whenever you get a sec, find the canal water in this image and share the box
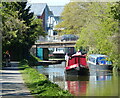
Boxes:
[35,61,119,96]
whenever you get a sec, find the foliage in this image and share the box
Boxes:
[19,61,72,96]
[28,54,42,66]
[76,2,119,66]
[1,3,27,47]
[56,2,90,35]
[1,2,45,60]
[57,2,120,68]
[111,1,120,21]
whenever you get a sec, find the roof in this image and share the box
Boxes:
[88,54,108,58]
[27,3,48,16]
[26,3,64,17]
[49,6,64,16]
[61,34,79,41]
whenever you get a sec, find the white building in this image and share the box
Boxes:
[47,6,64,41]
[27,3,64,42]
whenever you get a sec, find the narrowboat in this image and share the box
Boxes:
[65,54,89,75]
[87,54,113,70]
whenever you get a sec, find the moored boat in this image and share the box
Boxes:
[65,54,89,75]
[87,54,113,71]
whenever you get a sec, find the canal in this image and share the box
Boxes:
[35,61,119,96]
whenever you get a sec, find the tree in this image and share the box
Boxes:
[57,2,120,67]
[111,1,120,67]
[1,2,28,52]
[56,2,90,35]
[111,1,120,21]
[1,2,44,60]
[76,2,119,66]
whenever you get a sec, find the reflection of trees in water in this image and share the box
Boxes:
[35,62,119,96]
[86,71,118,96]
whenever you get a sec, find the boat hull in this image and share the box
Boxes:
[65,66,89,75]
[88,63,113,71]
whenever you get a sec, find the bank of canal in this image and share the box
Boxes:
[19,60,72,97]
[35,61,119,96]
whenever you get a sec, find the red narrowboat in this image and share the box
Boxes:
[65,54,89,75]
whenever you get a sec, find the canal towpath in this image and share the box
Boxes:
[1,61,34,97]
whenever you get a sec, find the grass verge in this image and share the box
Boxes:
[28,54,42,66]
[19,60,72,97]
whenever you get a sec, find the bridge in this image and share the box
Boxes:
[34,41,76,48]
[30,41,77,60]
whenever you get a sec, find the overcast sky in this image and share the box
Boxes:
[28,0,70,6]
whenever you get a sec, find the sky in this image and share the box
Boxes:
[28,0,71,6]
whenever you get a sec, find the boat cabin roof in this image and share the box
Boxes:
[88,54,108,58]
[72,54,86,57]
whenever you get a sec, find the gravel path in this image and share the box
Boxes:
[1,62,34,97]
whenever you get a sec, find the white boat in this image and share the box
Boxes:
[87,54,113,70]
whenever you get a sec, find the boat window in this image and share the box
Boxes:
[97,57,106,61]
[96,57,108,65]
[88,57,96,63]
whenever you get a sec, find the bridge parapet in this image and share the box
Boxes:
[35,41,76,48]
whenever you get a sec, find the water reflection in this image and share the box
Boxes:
[66,81,88,96]
[35,61,119,96]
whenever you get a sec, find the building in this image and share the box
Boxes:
[27,3,64,42]
[48,6,64,41]
[28,3,77,58]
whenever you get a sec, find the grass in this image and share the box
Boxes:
[28,54,42,66]
[19,60,72,97]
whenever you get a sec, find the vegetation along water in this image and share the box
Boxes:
[19,60,72,97]
[1,1,120,97]
[56,2,120,69]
